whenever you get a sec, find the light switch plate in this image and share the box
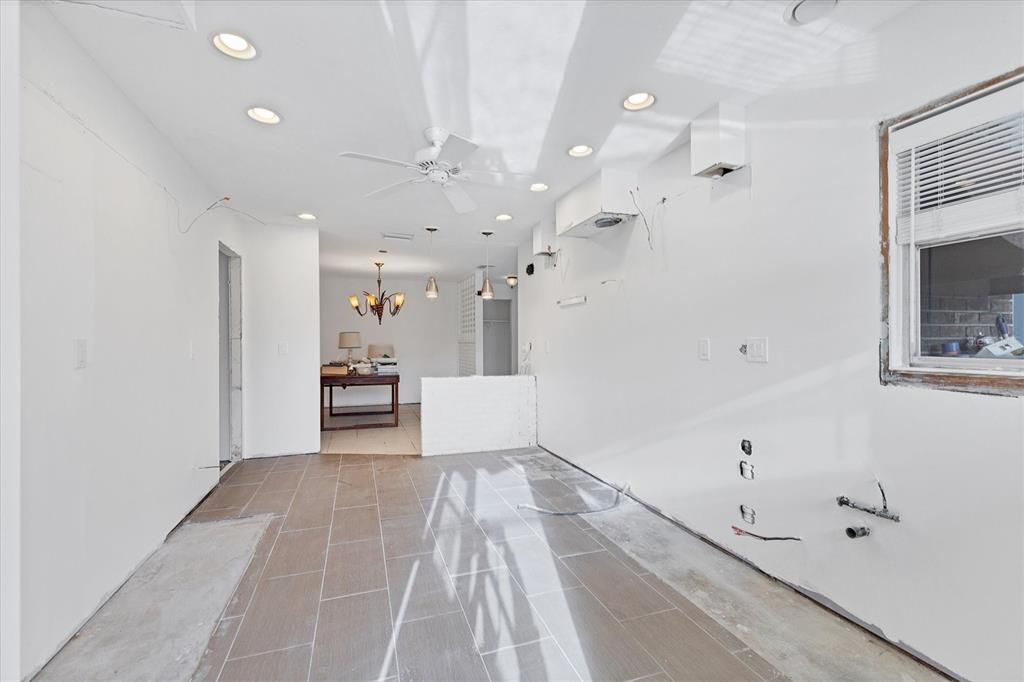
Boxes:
[746,337,768,363]
[698,338,711,361]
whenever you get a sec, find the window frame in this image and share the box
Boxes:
[879,67,1024,397]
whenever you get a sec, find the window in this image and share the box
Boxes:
[881,70,1024,394]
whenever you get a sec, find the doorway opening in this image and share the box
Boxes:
[483,299,513,376]
[218,243,242,469]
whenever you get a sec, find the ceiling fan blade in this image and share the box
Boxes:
[366,177,424,200]
[436,133,478,166]
[457,169,534,189]
[440,182,477,214]
[339,151,419,170]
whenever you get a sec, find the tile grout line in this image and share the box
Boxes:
[371,456,402,682]
[414,468,495,682]
[214,456,307,679]
[498,457,659,682]
[304,459,341,682]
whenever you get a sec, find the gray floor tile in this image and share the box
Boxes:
[229,571,322,658]
[494,536,581,596]
[311,590,396,681]
[561,550,670,621]
[524,516,603,557]
[433,524,507,576]
[454,568,550,653]
[385,550,462,623]
[381,513,436,558]
[395,611,489,682]
[323,537,387,599]
[262,526,330,579]
[330,505,381,544]
[529,587,660,681]
[483,638,580,682]
[220,644,311,682]
[621,608,759,681]
[472,503,536,543]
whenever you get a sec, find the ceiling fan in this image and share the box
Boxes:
[339,127,527,214]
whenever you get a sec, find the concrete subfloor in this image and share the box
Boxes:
[182,447,941,682]
[36,516,270,681]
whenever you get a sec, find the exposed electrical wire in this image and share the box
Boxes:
[518,487,625,516]
[731,525,802,542]
[51,0,188,29]
[629,187,654,251]
[181,197,268,234]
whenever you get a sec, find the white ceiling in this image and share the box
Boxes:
[48,0,914,279]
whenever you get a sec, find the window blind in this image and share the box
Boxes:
[892,81,1024,246]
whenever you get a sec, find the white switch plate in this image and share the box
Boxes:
[278,343,289,356]
[73,338,87,369]
[746,337,768,363]
[698,338,711,361]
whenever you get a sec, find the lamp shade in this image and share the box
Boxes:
[425,276,439,299]
[338,331,362,350]
[480,278,495,299]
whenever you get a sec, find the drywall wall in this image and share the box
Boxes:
[17,5,319,676]
[0,1,22,678]
[421,376,537,455]
[320,272,459,405]
[517,2,1023,679]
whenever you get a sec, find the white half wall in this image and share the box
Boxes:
[517,2,1023,680]
[17,4,319,676]
[421,376,537,456]
[320,272,458,406]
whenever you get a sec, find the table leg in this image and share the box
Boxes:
[392,383,399,427]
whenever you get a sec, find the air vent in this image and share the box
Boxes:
[382,232,415,241]
[594,216,622,229]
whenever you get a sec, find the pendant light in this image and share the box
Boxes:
[480,231,495,299]
[424,227,439,299]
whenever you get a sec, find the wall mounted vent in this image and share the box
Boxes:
[555,169,638,239]
[691,103,746,178]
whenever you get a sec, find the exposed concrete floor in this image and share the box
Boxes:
[36,516,270,681]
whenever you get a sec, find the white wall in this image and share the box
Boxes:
[17,4,319,676]
[518,3,1023,680]
[320,272,458,406]
[0,1,21,678]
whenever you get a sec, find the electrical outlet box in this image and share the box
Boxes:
[278,343,289,356]
[73,338,87,370]
[745,337,768,363]
[698,338,711,361]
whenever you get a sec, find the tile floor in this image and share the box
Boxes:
[320,404,421,456]
[188,448,784,681]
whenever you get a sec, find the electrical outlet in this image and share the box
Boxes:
[278,343,289,356]
[745,337,768,363]
[698,338,711,361]
[73,338,87,370]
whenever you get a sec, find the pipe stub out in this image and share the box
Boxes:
[845,526,871,539]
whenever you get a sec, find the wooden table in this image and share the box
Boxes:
[321,370,400,431]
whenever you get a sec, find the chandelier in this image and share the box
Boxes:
[348,262,405,325]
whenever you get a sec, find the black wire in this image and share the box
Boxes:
[629,188,654,251]
[744,532,802,542]
[877,480,888,511]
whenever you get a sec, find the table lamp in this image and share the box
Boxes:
[338,331,361,363]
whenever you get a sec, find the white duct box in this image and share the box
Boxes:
[555,169,638,238]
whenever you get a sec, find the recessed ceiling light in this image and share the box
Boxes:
[296,212,316,220]
[247,107,280,125]
[529,183,549,192]
[784,0,838,26]
[623,92,656,111]
[567,144,593,158]
[495,213,513,222]
[212,33,256,60]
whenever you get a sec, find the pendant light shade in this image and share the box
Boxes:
[480,230,495,299]
[424,227,440,300]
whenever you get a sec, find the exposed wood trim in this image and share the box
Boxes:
[878,67,1024,398]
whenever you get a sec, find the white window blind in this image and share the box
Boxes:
[892,79,1024,246]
